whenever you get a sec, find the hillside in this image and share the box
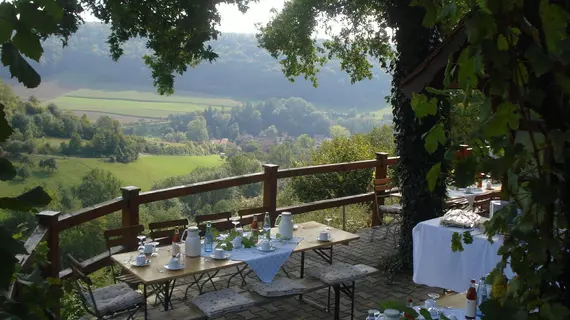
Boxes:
[0,155,224,196]
[0,23,391,112]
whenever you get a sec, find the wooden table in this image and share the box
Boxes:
[111,221,360,318]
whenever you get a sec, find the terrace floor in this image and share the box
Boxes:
[132,226,440,320]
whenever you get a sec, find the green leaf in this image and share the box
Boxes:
[35,0,63,21]
[0,186,52,211]
[426,162,441,192]
[424,123,446,154]
[1,43,41,88]
[525,45,553,76]
[555,72,570,95]
[443,57,453,88]
[411,93,438,118]
[540,0,570,54]
[457,49,479,89]
[0,158,17,181]
[514,62,529,87]
[463,231,473,244]
[451,232,464,252]
[497,34,508,50]
[550,129,570,163]
[12,29,43,62]
[0,226,26,290]
[420,308,434,320]
[0,2,16,43]
[0,103,15,142]
[483,102,520,137]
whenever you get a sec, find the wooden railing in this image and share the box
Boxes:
[19,152,402,285]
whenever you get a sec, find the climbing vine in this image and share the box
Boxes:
[411,0,570,317]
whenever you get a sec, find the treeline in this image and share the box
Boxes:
[0,81,221,161]
[126,97,389,142]
[0,23,391,111]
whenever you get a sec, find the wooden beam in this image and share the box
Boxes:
[385,156,400,166]
[277,193,374,215]
[373,153,389,226]
[58,198,124,231]
[121,186,140,227]
[138,172,265,204]
[276,160,376,179]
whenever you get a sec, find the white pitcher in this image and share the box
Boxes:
[182,226,201,257]
[275,212,294,240]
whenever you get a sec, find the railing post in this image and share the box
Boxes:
[36,210,61,316]
[121,186,141,227]
[263,164,279,225]
[373,152,389,226]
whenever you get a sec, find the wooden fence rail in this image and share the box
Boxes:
[20,151,415,289]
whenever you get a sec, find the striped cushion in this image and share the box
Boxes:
[249,277,306,297]
[307,262,378,285]
[192,288,255,317]
[82,283,143,315]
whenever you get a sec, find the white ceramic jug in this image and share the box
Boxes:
[275,212,294,240]
[182,226,201,257]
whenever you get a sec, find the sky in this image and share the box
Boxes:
[81,0,287,34]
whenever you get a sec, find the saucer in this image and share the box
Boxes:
[210,253,231,260]
[316,236,333,242]
[256,246,276,252]
[130,260,150,267]
[164,263,184,270]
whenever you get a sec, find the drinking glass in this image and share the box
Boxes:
[230,211,240,230]
[149,240,160,257]
[325,215,332,230]
[426,293,440,315]
[137,235,146,252]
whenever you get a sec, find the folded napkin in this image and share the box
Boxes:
[440,209,482,228]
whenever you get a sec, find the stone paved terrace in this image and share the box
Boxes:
[137,226,440,320]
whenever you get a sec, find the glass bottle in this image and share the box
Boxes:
[465,279,477,320]
[263,212,271,239]
[476,276,487,317]
[204,222,213,252]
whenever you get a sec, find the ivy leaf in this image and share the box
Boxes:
[0,226,26,290]
[420,308,434,320]
[463,231,473,245]
[12,29,43,62]
[514,62,529,87]
[411,93,438,118]
[0,158,17,181]
[424,123,446,154]
[426,162,441,192]
[0,2,16,43]
[451,232,464,252]
[554,72,570,95]
[540,0,570,54]
[483,102,520,137]
[525,45,553,76]
[35,0,63,21]
[497,34,509,50]
[1,43,41,88]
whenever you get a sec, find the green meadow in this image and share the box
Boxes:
[0,154,224,196]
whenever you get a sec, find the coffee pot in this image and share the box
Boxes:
[181,226,201,257]
[275,212,294,240]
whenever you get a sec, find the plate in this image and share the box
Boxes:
[164,264,184,271]
[316,236,333,242]
[130,260,150,267]
[256,246,277,252]
[210,253,231,260]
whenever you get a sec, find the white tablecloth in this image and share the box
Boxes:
[412,218,511,293]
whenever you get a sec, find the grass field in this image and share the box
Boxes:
[46,89,242,121]
[0,154,224,196]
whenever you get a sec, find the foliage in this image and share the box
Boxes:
[410,0,570,317]
[291,135,375,203]
[73,168,121,207]
[39,157,57,172]
[0,101,56,318]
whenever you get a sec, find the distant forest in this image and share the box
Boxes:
[0,23,392,112]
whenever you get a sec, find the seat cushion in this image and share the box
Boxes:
[191,288,255,317]
[249,277,307,297]
[306,262,378,285]
[82,283,144,315]
[379,204,403,214]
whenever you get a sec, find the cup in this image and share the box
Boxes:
[143,243,154,254]
[319,231,330,241]
[260,239,271,251]
[135,254,146,266]
[214,248,225,259]
[236,227,244,235]
[168,256,180,268]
